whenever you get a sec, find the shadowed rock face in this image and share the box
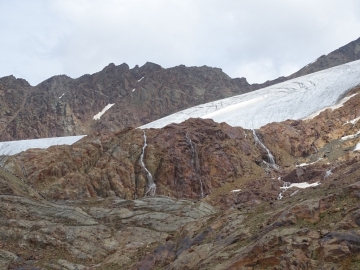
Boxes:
[1,37,360,142]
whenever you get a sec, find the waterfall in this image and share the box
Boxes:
[278,181,291,200]
[186,132,204,198]
[140,131,156,196]
[252,129,278,168]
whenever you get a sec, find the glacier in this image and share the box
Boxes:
[140,60,360,129]
[0,135,86,156]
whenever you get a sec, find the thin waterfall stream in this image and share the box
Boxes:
[140,131,156,196]
[252,129,278,169]
[186,132,204,198]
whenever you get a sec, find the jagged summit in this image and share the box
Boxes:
[0,37,360,141]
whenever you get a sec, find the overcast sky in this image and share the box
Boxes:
[1,0,360,86]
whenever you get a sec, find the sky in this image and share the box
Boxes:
[1,0,360,86]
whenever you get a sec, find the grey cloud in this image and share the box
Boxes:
[1,0,360,85]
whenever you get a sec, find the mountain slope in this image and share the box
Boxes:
[141,59,360,129]
[1,37,360,141]
[0,83,360,269]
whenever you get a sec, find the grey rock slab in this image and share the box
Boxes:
[0,195,98,225]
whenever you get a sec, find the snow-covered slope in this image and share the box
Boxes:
[141,60,360,129]
[0,135,86,156]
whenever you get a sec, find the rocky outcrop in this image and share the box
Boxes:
[2,119,268,201]
[1,85,360,268]
[0,63,255,141]
[1,38,360,269]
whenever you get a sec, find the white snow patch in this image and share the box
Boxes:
[93,103,115,120]
[340,131,360,141]
[132,88,136,92]
[0,135,86,156]
[231,189,241,193]
[297,158,323,167]
[343,116,360,126]
[354,143,360,152]
[138,77,144,82]
[324,169,333,179]
[59,93,65,99]
[140,60,360,129]
[280,182,320,189]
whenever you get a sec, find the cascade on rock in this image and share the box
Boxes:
[186,132,204,198]
[140,130,156,196]
[252,129,278,169]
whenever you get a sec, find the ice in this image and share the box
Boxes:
[278,181,320,199]
[354,143,360,151]
[340,131,360,141]
[296,158,323,167]
[280,182,321,189]
[0,135,86,156]
[93,103,115,120]
[140,60,360,129]
[343,116,360,126]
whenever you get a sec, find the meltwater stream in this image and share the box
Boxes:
[252,129,278,168]
[140,131,156,196]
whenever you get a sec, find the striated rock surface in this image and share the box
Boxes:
[0,84,360,268]
[2,38,360,269]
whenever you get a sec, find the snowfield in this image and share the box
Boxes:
[0,135,86,156]
[2,60,360,157]
[141,60,360,129]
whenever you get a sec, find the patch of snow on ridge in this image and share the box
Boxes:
[140,60,360,130]
[296,158,323,167]
[343,116,360,126]
[59,93,65,99]
[93,104,115,120]
[354,143,360,152]
[138,77,144,82]
[280,182,321,189]
[340,131,360,141]
[0,135,86,156]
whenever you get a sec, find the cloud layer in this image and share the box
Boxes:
[1,0,360,85]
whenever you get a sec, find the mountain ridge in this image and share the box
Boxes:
[1,37,360,141]
[1,38,360,269]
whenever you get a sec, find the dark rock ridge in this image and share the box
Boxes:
[1,37,360,141]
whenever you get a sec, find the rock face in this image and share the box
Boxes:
[1,84,360,268]
[1,38,360,269]
[0,63,255,141]
[1,37,360,141]
[2,119,267,201]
